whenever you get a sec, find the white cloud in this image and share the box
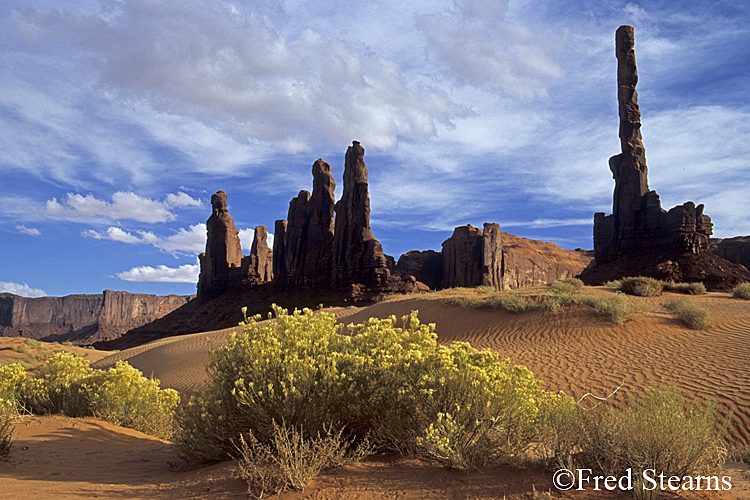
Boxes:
[0,281,47,297]
[83,224,207,254]
[418,0,565,100]
[164,192,203,208]
[15,225,40,236]
[43,191,201,223]
[238,228,274,253]
[10,1,463,154]
[116,264,199,283]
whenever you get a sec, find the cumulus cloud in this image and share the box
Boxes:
[238,228,274,253]
[0,281,47,297]
[16,225,40,236]
[83,224,207,254]
[11,0,463,153]
[116,264,199,283]
[44,191,201,223]
[419,0,565,99]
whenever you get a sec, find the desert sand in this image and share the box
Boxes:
[3,287,750,499]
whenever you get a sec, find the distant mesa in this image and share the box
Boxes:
[0,290,192,345]
[580,25,750,289]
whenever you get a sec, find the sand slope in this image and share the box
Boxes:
[0,415,246,499]
[96,289,750,444]
[6,289,750,499]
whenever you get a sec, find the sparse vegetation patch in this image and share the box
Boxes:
[733,282,750,300]
[619,277,664,297]
[664,297,712,330]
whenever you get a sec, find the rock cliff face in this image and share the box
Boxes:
[332,142,392,288]
[582,26,750,289]
[501,233,592,289]
[441,224,503,290]
[437,225,590,290]
[0,291,192,344]
[711,237,750,270]
[197,191,243,297]
[395,250,443,290]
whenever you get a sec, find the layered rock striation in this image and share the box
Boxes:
[0,290,192,344]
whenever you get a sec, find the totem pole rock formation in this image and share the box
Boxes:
[580,26,750,289]
[592,26,713,265]
[197,191,243,297]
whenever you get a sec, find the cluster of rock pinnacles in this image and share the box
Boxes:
[197,141,587,300]
[198,25,746,300]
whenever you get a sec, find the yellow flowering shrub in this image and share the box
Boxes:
[178,305,548,467]
[19,352,178,438]
[83,361,179,439]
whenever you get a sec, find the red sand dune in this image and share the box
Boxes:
[5,287,749,499]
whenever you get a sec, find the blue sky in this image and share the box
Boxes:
[2,0,749,297]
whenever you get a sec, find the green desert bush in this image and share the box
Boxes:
[664,298,712,330]
[733,282,750,300]
[442,294,539,314]
[18,352,178,438]
[584,293,633,325]
[178,305,546,468]
[619,277,664,297]
[548,278,584,295]
[663,281,706,295]
[580,385,728,484]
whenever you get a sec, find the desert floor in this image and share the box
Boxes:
[2,287,750,499]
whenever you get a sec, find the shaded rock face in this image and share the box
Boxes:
[332,142,391,287]
[396,250,443,290]
[593,26,713,265]
[241,226,273,284]
[0,291,192,344]
[273,159,336,287]
[439,225,590,290]
[198,191,243,297]
[441,224,503,290]
[712,236,750,270]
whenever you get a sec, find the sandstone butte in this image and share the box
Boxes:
[0,290,192,344]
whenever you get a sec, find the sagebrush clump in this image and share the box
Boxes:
[584,293,633,325]
[733,282,750,300]
[619,277,664,297]
[664,298,712,330]
[2,352,178,439]
[579,384,727,484]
